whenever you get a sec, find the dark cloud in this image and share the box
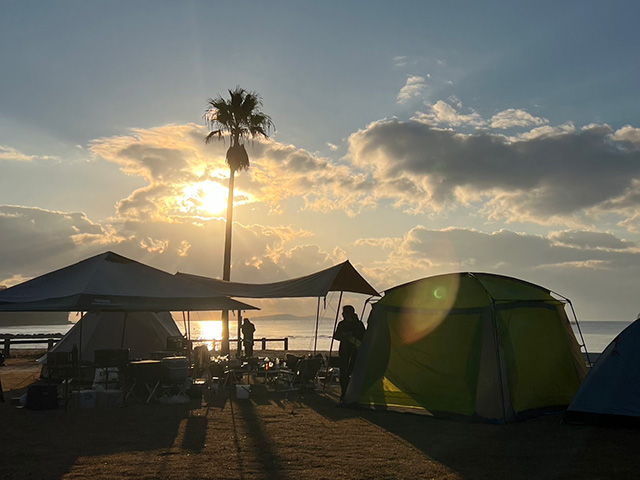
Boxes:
[0,206,111,279]
[349,119,640,222]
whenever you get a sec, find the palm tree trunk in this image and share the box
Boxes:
[223,170,235,281]
[220,169,235,355]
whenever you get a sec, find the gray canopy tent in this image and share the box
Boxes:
[177,260,379,354]
[0,251,258,361]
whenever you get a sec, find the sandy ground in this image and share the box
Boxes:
[1,351,638,480]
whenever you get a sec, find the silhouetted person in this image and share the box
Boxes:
[241,318,256,357]
[333,305,365,402]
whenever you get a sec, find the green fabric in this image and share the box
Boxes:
[354,273,587,422]
[497,303,586,413]
[359,308,484,416]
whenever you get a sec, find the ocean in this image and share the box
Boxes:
[1,318,632,354]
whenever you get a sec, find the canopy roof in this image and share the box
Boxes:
[0,251,257,312]
[177,260,379,299]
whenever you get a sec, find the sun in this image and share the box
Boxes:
[181,180,229,216]
[200,181,229,215]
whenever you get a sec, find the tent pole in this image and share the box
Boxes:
[313,297,321,354]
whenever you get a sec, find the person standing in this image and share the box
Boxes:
[333,305,366,402]
[241,318,256,357]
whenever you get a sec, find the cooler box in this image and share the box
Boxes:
[96,389,123,407]
[77,389,97,408]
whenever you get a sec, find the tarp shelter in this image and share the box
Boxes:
[47,311,182,362]
[0,251,257,313]
[178,260,379,353]
[177,260,379,298]
[345,272,588,423]
[564,318,640,427]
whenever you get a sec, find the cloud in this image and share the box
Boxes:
[413,100,485,128]
[612,125,640,148]
[361,226,640,320]
[348,118,640,226]
[490,109,548,129]
[0,145,57,162]
[0,203,327,294]
[0,206,116,281]
[549,230,637,250]
[397,75,428,104]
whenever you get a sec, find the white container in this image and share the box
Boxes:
[96,389,123,407]
[77,389,97,408]
[236,384,250,399]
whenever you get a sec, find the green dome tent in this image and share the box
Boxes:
[344,272,588,423]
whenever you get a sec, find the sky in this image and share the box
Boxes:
[1,1,640,322]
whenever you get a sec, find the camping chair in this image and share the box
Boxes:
[160,356,190,399]
[278,357,323,394]
[317,355,340,388]
[127,360,164,403]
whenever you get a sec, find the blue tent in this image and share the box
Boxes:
[564,319,640,427]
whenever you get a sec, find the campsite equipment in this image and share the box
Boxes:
[563,318,640,427]
[178,260,379,355]
[47,312,181,363]
[345,272,588,423]
[0,251,257,313]
[26,384,58,410]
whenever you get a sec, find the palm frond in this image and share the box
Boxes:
[204,86,275,167]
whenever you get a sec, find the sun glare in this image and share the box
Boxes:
[181,180,229,216]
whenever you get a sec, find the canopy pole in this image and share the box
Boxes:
[237,310,243,357]
[120,311,128,349]
[188,311,191,342]
[78,312,84,365]
[323,292,343,389]
[182,311,188,336]
[78,311,85,372]
[313,297,321,354]
[327,292,343,359]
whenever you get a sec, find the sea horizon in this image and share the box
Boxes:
[1,317,633,354]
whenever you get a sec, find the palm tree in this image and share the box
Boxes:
[204,86,274,354]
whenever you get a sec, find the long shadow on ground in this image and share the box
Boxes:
[300,391,640,480]
[0,400,190,479]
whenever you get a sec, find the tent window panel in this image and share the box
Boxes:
[497,306,584,413]
[382,312,484,415]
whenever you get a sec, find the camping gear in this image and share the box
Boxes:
[178,260,379,354]
[26,384,58,410]
[345,272,588,423]
[47,312,182,362]
[563,319,640,427]
[0,251,257,313]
